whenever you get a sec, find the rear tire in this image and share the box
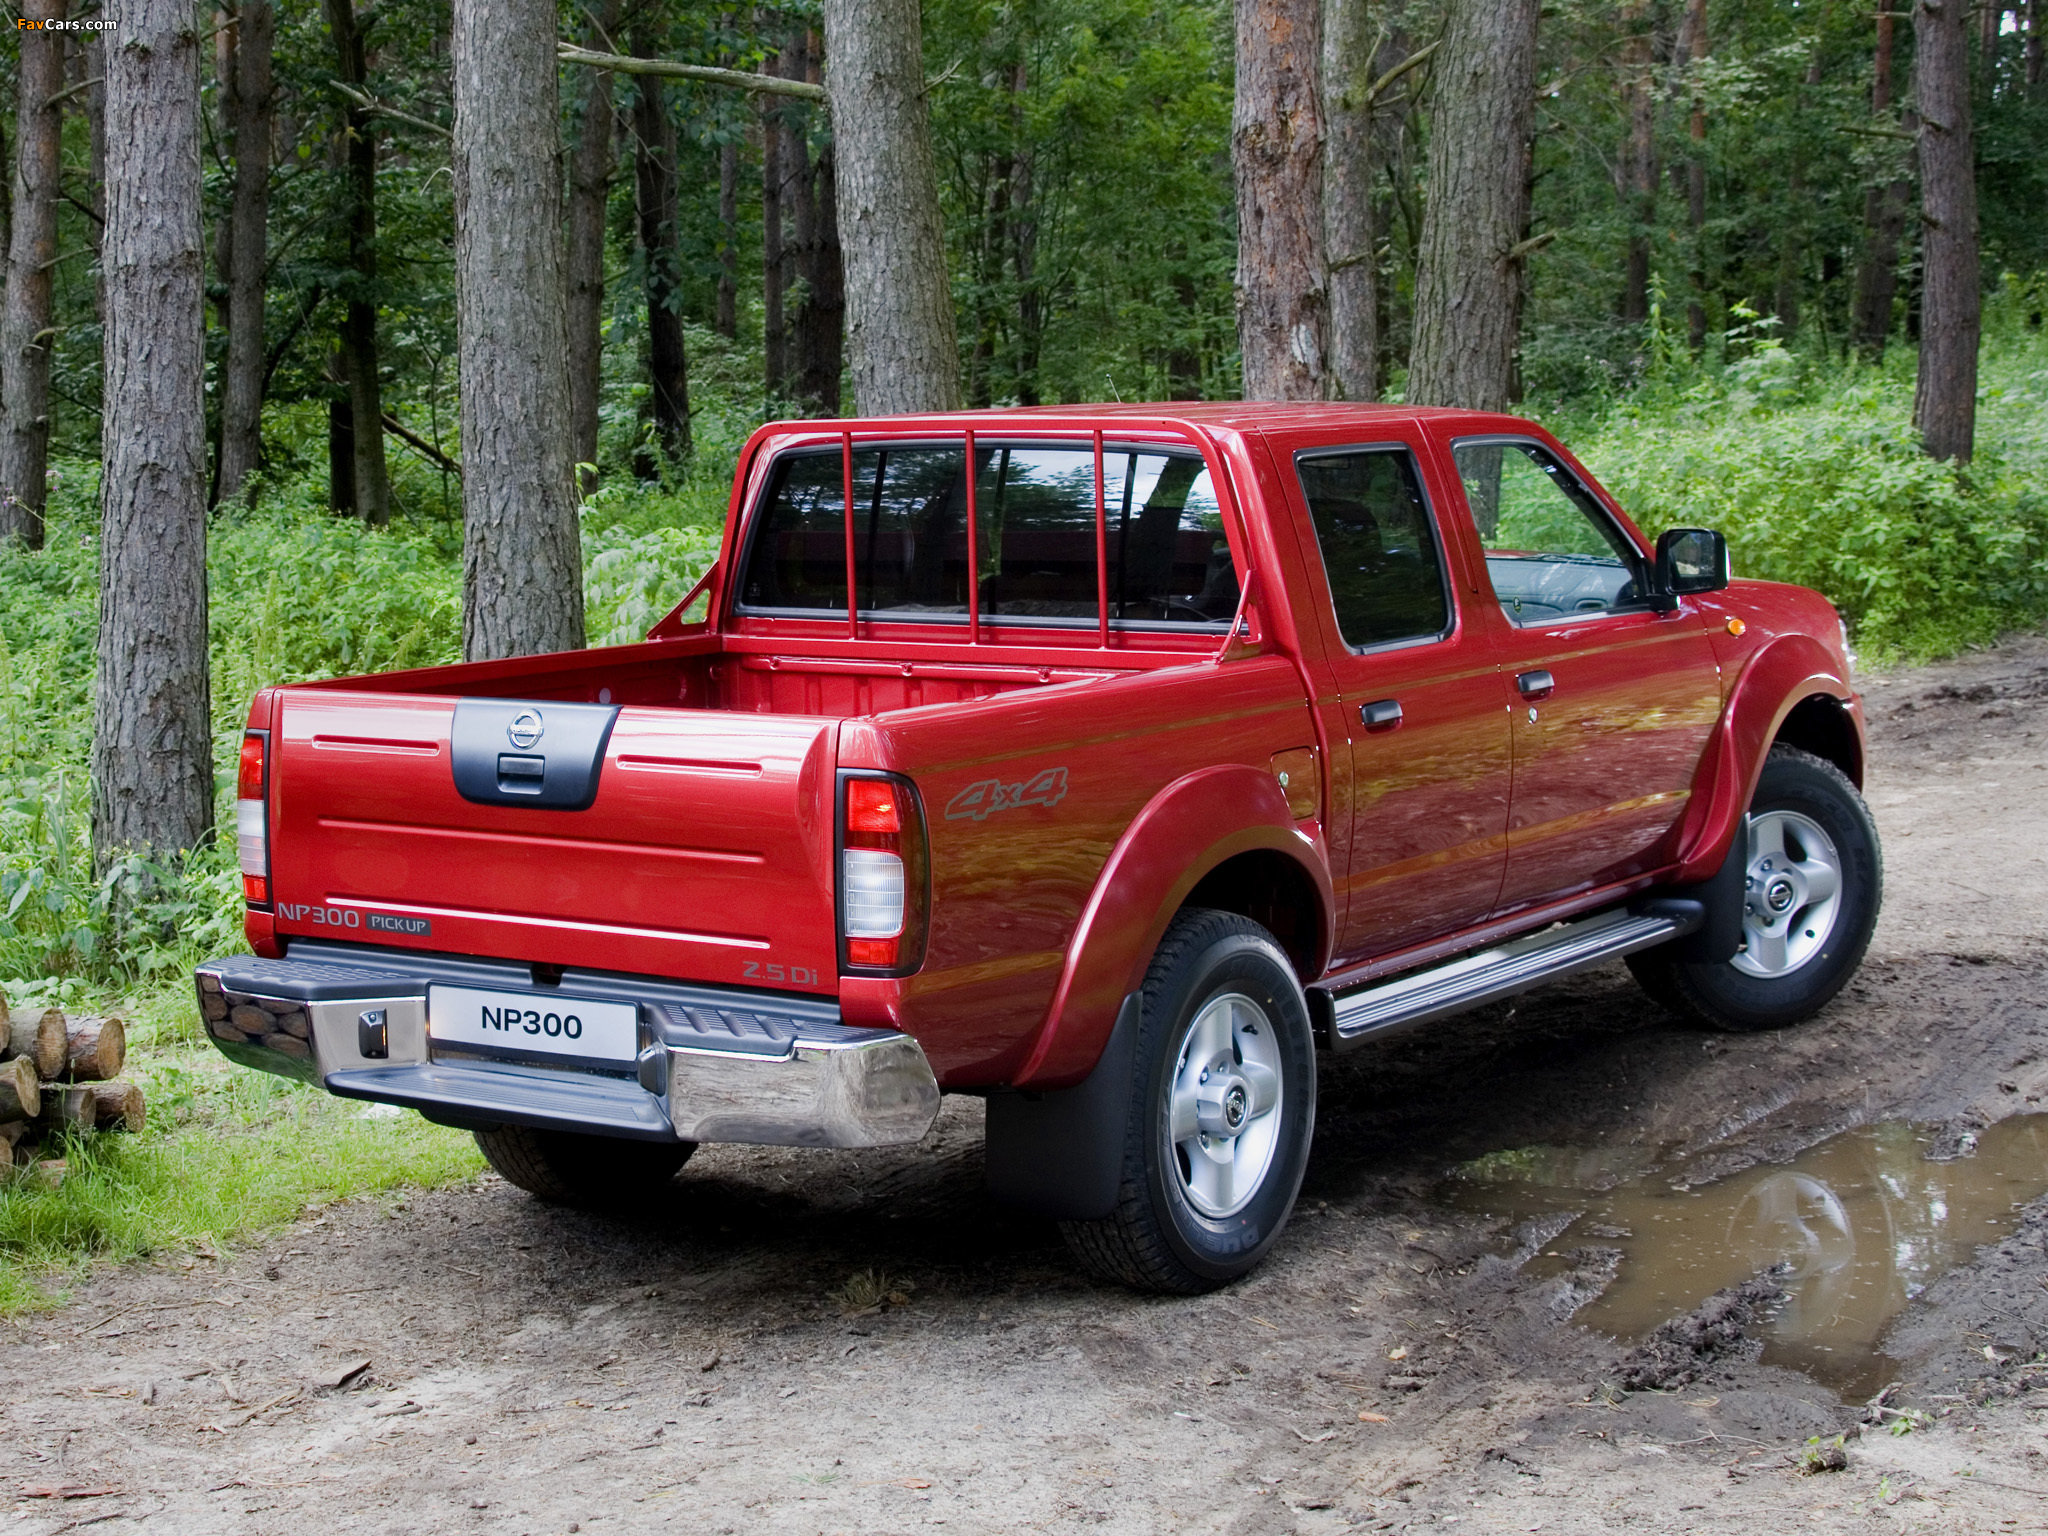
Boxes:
[1059,909,1316,1294]
[475,1124,695,1207]
[1628,745,1881,1032]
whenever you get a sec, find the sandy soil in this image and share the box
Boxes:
[11,637,2048,1536]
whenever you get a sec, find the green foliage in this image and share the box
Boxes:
[0,1049,482,1312]
[1560,290,2048,662]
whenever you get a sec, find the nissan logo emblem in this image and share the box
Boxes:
[506,709,545,750]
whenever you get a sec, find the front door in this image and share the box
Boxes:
[1278,438,1512,964]
[1444,435,1722,917]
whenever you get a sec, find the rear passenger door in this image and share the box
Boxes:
[1277,438,1512,965]
[1445,435,1722,915]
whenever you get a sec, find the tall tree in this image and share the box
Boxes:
[2028,0,2043,92]
[566,0,621,492]
[762,65,788,398]
[453,0,585,659]
[94,0,214,867]
[215,0,275,504]
[1615,0,1657,326]
[0,0,68,549]
[324,0,392,524]
[715,135,739,340]
[780,29,844,416]
[1323,0,1376,401]
[1913,0,1981,463]
[1407,0,1539,411]
[1676,0,1711,351]
[820,0,961,414]
[1234,0,1326,401]
[1851,1,1912,360]
[629,58,691,463]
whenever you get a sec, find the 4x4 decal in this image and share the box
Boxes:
[944,767,1070,822]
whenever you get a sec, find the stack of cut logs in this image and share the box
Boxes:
[0,987,146,1181]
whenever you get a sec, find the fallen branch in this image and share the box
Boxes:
[381,413,460,476]
[556,44,827,102]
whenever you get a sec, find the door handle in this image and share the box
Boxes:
[1360,698,1403,730]
[1515,670,1555,700]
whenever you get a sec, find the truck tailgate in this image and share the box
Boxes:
[268,690,839,992]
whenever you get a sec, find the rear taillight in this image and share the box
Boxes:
[237,730,270,905]
[838,772,927,974]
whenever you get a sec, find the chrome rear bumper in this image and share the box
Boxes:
[194,947,939,1149]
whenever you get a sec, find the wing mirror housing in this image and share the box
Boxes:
[1653,527,1730,609]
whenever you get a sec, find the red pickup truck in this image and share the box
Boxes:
[196,404,1879,1293]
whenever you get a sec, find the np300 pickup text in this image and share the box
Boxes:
[197,404,1880,1293]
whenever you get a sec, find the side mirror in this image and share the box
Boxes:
[1655,527,1730,599]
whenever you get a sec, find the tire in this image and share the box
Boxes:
[474,1124,695,1208]
[1628,744,1882,1032]
[1059,909,1316,1294]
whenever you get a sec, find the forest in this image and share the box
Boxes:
[0,0,2043,1004]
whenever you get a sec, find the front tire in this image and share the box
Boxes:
[1629,745,1881,1032]
[475,1124,696,1208]
[1059,909,1316,1293]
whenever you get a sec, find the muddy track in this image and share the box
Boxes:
[13,637,2048,1535]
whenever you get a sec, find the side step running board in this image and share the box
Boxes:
[1315,899,1703,1052]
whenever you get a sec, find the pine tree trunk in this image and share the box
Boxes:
[1678,0,1710,351]
[1851,2,1911,360]
[716,135,739,339]
[94,0,214,868]
[1408,0,1540,411]
[215,0,273,504]
[819,0,961,414]
[630,62,690,462]
[0,0,67,549]
[1323,0,1378,402]
[565,0,620,491]
[1234,0,1326,401]
[324,0,391,525]
[789,32,843,418]
[761,62,786,399]
[1913,0,1980,463]
[1615,0,1657,326]
[453,0,585,659]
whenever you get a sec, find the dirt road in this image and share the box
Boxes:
[13,637,2048,1535]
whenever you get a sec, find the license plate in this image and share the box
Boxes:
[427,985,639,1064]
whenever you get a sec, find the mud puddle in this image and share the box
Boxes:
[1446,1114,2048,1397]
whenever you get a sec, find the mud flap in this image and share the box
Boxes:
[1667,814,1748,965]
[983,993,1141,1221]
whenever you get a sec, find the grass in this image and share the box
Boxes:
[0,1033,484,1312]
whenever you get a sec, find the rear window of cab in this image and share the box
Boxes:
[736,443,1242,631]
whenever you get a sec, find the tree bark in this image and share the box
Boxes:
[1677,0,1711,351]
[1407,0,1539,411]
[630,57,690,463]
[93,0,214,870]
[2028,0,2043,91]
[61,1015,124,1081]
[762,55,787,398]
[90,1079,146,1133]
[566,0,621,491]
[0,0,67,549]
[716,135,739,339]
[0,1057,37,1123]
[1615,0,1657,326]
[1913,0,1980,463]
[1851,2,1912,359]
[215,0,274,504]
[324,0,391,525]
[819,0,960,414]
[785,31,843,418]
[1323,0,1377,401]
[453,0,585,659]
[1234,0,1326,401]
[6,1007,65,1081]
